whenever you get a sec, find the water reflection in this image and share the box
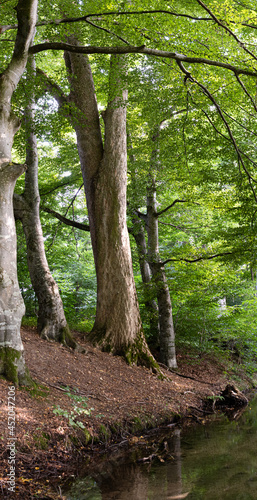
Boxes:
[66,397,257,500]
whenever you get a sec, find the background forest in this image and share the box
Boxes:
[2,0,257,382]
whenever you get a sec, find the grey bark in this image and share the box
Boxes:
[147,178,177,369]
[13,57,74,347]
[0,0,38,384]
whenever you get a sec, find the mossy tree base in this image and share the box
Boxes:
[88,328,163,377]
[40,321,82,351]
[0,346,33,386]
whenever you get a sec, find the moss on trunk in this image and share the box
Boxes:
[0,347,32,386]
[40,321,77,350]
[88,328,163,377]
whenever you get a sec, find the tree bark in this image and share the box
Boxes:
[62,43,158,368]
[0,0,38,385]
[147,178,177,368]
[14,57,75,347]
[130,218,160,343]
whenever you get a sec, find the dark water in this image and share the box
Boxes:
[65,397,257,500]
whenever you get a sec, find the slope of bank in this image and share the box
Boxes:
[0,326,253,499]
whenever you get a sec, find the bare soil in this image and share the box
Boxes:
[0,326,252,499]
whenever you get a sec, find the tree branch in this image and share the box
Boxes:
[40,176,82,197]
[134,209,147,222]
[36,68,68,108]
[84,19,130,45]
[202,108,257,171]
[29,44,257,78]
[161,251,235,266]
[156,199,189,217]
[41,206,90,232]
[177,60,257,202]
[1,10,212,34]
[195,0,257,63]
[234,72,257,113]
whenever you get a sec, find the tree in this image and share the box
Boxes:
[36,32,159,368]
[0,0,38,385]
[29,0,257,367]
[13,56,75,347]
[3,0,257,384]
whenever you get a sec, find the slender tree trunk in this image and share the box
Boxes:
[130,218,160,342]
[14,57,74,347]
[63,43,158,368]
[0,0,38,384]
[147,179,177,368]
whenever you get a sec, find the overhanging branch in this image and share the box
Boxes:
[0,10,212,34]
[29,44,257,78]
[177,60,257,202]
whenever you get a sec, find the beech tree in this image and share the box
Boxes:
[13,57,75,347]
[37,40,158,367]
[0,0,38,384]
[2,0,257,384]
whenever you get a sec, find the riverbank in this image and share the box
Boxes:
[0,327,254,499]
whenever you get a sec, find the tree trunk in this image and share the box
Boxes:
[130,218,160,342]
[147,179,177,368]
[0,0,38,384]
[63,44,159,369]
[14,57,74,347]
[92,56,143,355]
[0,162,27,384]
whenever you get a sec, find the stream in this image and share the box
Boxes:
[64,396,257,500]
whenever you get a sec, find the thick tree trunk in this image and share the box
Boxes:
[92,56,143,355]
[14,67,74,347]
[147,179,177,368]
[0,0,38,384]
[63,45,158,368]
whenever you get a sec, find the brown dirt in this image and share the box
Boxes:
[0,326,251,499]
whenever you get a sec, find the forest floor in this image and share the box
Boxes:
[0,326,254,499]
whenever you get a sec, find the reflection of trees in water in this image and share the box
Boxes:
[147,429,184,500]
[101,464,149,500]
[66,428,189,499]
[64,402,257,499]
[101,429,184,500]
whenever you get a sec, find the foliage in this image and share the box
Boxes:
[53,386,94,430]
[2,0,257,368]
